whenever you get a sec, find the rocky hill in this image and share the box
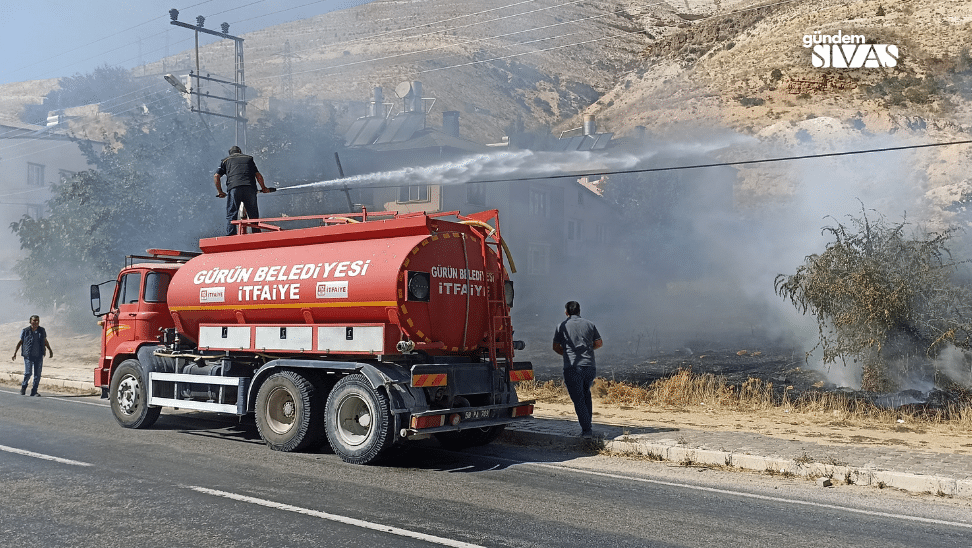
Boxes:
[124,0,972,223]
[4,0,972,220]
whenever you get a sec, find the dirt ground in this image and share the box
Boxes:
[534,399,972,455]
[525,347,972,455]
[0,320,101,370]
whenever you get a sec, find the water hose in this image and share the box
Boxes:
[460,220,517,273]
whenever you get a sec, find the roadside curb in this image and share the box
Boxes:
[601,437,972,497]
[0,372,99,394]
[502,421,972,499]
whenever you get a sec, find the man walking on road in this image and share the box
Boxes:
[12,315,53,396]
[214,146,271,236]
[552,301,602,438]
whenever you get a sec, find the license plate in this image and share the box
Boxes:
[463,409,493,420]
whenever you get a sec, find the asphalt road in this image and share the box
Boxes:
[1,388,970,547]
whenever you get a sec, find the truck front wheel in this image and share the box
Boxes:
[325,374,393,464]
[110,359,161,429]
[255,370,324,452]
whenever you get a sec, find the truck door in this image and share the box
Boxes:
[137,271,174,339]
[103,271,142,361]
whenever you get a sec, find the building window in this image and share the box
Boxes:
[467,182,486,205]
[527,243,549,275]
[596,224,607,243]
[578,190,585,205]
[59,170,75,183]
[25,204,44,219]
[567,219,582,241]
[529,188,549,218]
[399,185,429,203]
[27,163,45,187]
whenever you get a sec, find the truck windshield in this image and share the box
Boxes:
[144,272,171,303]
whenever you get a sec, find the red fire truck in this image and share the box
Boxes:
[90,209,534,464]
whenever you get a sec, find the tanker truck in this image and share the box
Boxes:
[89,209,534,464]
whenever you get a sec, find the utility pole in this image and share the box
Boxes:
[166,9,247,149]
[280,40,297,102]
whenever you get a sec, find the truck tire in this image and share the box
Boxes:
[255,370,324,452]
[110,359,161,429]
[435,425,506,449]
[325,374,393,464]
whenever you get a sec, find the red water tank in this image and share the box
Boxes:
[166,214,504,355]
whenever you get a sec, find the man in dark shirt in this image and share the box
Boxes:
[12,315,53,396]
[552,301,603,438]
[214,146,271,236]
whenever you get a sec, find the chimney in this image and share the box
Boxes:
[442,111,460,137]
[583,114,597,136]
[369,87,383,117]
[408,81,423,113]
[633,125,646,140]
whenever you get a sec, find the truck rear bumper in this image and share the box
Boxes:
[404,400,535,435]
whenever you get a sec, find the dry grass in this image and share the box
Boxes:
[517,368,972,429]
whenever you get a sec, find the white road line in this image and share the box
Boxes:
[48,396,109,407]
[1,388,108,407]
[188,486,487,548]
[0,444,92,467]
[526,462,972,530]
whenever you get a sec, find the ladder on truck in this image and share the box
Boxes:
[459,211,515,370]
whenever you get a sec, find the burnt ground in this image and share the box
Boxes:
[529,346,828,394]
[523,345,972,412]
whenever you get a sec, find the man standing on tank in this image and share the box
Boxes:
[214,146,271,236]
[552,301,602,438]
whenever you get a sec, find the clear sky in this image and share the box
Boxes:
[0,0,374,85]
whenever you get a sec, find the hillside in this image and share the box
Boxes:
[596,0,972,218]
[7,1,972,148]
[117,0,972,222]
[140,0,645,142]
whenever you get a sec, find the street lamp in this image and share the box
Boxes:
[163,73,188,94]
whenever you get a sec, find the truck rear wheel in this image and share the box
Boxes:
[255,370,324,452]
[325,374,393,464]
[110,359,161,429]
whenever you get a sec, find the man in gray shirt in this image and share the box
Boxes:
[552,301,602,437]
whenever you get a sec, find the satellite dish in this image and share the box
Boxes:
[395,81,413,99]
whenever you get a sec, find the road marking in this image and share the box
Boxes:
[188,486,487,548]
[0,388,107,407]
[526,462,972,530]
[0,444,92,467]
[48,396,109,407]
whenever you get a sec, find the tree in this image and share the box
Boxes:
[245,102,349,217]
[775,207,972,391]
[21,65,145,126]
[10,70,346,325]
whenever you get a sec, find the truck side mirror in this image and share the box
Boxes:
[90,280,116,317]
[90,284,102,316]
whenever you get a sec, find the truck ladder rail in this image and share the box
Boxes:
[147,372,249,415]
[484,246,515,369]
